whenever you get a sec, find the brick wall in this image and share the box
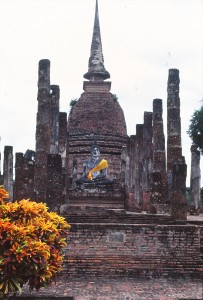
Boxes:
[63,223,203,278]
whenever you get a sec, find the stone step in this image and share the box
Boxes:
[65,213,173,224]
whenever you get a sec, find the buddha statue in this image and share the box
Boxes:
[75,144,113,191]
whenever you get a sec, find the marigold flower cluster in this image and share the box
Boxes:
[0,185,70,297]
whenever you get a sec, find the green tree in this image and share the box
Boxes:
[187,105,203,154]
[0,186,70,298]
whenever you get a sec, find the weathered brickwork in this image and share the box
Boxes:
[170,156,187,220]
[34,60,60,202]
[142,112,153,200]
[50,85,60,154]
[63,223,203,278]
[67,91,127,136]
[150,99,168,213]
[14,151,35,200]
[58,112,67,167]
[167,69,182,190]
[134,124,144,207]
[1,3,202,297]
[46,154,64,212]
[34,59,52,201]
[5,1,190,219]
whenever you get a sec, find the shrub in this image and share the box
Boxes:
[0,186,70,298]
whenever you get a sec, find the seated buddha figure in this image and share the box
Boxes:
[75,145,113,190]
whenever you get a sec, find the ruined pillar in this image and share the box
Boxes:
[167,69,187,220]
[126,135,137,211]
[170,156,187,220]
[150,99,167,213]
[190,145,201,212]
[14,153,24,200]
[142,112,153,209]
[3,146,13,200]
[166,69,187,219]
[34,59,51,202]
[59,112,67,202]
[38,59,50,90]
[121,145,129,188]
[46,154,63,212]
[167,69,182,193]
[129,135,136,191]
[120,145,130,209]
[50,85,60,154]
[65,133,70,203]
[135,124,143,207]
[14,151,35,201]
[59,112,67,168]
[152,100,166,173]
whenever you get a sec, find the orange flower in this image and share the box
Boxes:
[0,192,70,297]
[0,186,9,200]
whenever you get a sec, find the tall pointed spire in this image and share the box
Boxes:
[84,0,110,81]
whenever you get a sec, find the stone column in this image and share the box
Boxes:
[59,112,67,168]
[3,146,13,200]
[34,59,51,202]
[135,124,143,207]
[127,135,137,211]
[121,144,130,210]
[59,112,67,203]
[14,153,24,200]
[170,156,187,220]
[167,69,182,195]
[129,135,136,186]
[14,151,35,201]
[65,133,70,203]
[121,145,129,188]
[190,145,201,212]
[142,112,153,208]
[166,69,187,219]
[150,99,167,213]
[46,154,63,212]
[50,85,60,155]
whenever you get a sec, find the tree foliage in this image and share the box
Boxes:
[0,186,70,298]
[187,105,203,154]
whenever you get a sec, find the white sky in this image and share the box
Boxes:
[0,0,203,186]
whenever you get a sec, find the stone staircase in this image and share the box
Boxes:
[65,208,174,225]
[68,195,125,209]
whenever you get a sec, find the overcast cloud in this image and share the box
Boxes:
[0,0,202,186]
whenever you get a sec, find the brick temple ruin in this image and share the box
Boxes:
[0,0,202,281]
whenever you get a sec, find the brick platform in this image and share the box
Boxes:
[14,277,203,299]
[11,214,203,299]
[60,211,203,279]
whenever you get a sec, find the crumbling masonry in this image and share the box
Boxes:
[1,0,202,279]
